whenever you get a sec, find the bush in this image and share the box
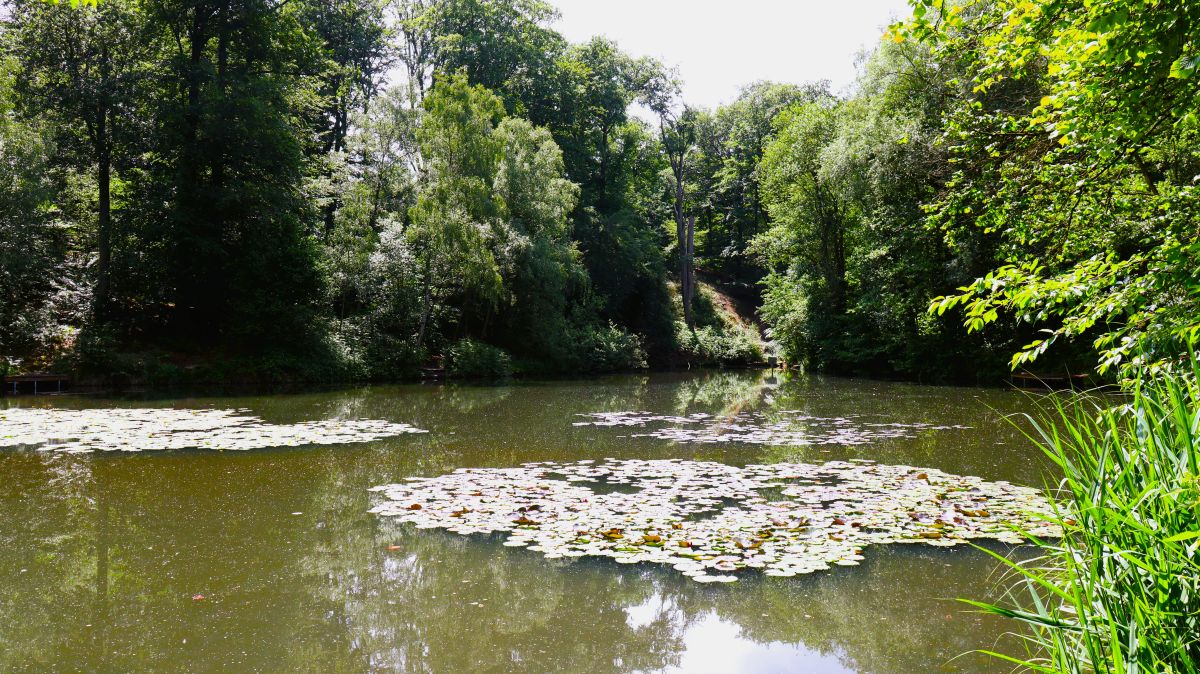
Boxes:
[973,362,1200,673]
[671,282,766,367]
[445,339,513,379]
[571,322,647,372]
[676,321,764,367]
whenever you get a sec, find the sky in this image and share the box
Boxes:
[546,0,913,109]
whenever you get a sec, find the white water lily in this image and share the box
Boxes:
[370,458,1061,584]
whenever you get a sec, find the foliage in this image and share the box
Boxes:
[745,33,1033,381]
[969,360,1200,673]
[898,0,1200,379]
[445,338,513,379]
[690,82,826,277]
[0,55,90,371]
[0,0,707,379]
[675,322,764,368]
[570,322,647,372]
[12,0,1133,383]
[674,287,764,367]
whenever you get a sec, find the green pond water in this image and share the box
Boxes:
[0,371,1055,673]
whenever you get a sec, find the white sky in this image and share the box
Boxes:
[547,0,913,109]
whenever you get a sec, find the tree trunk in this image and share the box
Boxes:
[95,80,112,321]
[673,168,695,328]
[415,256,433,355]
[683,214,696,327]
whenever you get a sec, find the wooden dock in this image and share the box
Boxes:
[4,374,69,395]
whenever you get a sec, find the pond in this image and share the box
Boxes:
[0,371,1055,673]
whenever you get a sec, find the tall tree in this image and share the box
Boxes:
[425,0,565,122]
[408,73,506,354]
[9,0,149,321]
[754,103,854,367]
[643,69,698,328]
[0,55,83,368]
[301,0,392,237]
[704,82,823,277]
[141,0,324,347]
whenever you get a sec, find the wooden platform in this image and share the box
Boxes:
[4,374,69,395]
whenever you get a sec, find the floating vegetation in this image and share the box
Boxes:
[573,411,971,446]
[371,459,1059,583]
[0,407,426,453]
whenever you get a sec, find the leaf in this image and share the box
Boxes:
[1170,54,1200,80]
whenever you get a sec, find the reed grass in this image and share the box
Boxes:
[969,364,1200,673]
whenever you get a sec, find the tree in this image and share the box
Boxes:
[900,0,1200,377]
[760,104,850,306]
[301,0,392,238]
[643,68,699,328]
[0,56,86,369]
[699,82,824,278]
[408,73,507,354]
[394,0,437,104]
[555,37,643,210]
[139,0,324,347]
[425,0,565,122]
[9,0,149,320]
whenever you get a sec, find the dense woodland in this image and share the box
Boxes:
[0,0,1196,384]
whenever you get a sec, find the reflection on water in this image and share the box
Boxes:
[0,371,1051,673]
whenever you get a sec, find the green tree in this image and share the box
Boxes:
[642,67,699,327]
[901,0,1200,377]
[754,102,853,366]
[408,73,506,354]
[698,82,823,278]
[8,0,149,320]
[425,0,565,122]
[0,56,84,369]
[490,116,588,365]
[151,0,323,344]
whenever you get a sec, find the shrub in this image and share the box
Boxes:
[445,339,513,379]
[676,321,764,367]
[569,322,647,372]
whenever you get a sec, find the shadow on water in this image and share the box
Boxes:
[0,370,1054,673]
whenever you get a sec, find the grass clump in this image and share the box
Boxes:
[972,363,1200,673]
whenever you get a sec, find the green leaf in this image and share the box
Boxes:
[1170,54,1200,80]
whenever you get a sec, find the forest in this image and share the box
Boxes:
[0,0,1196,386]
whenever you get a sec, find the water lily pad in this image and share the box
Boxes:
[572,411,971,446]
[370,458,1060,584]
[0,407,426,453]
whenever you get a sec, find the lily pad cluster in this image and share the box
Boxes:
[0,407,426,453]
[573,411,971,446]
[371,459,1059,583]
